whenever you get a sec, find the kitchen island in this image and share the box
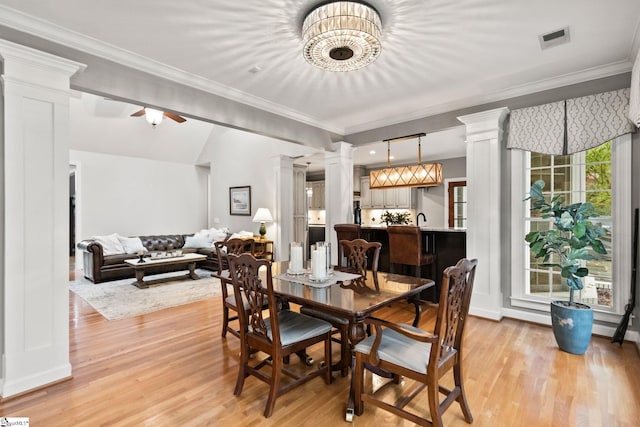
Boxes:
[359,225,466,301]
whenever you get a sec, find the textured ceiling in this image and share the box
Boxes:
[0,0,638,137]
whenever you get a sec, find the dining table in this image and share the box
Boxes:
[264,261,435,421]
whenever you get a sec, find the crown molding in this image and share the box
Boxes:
[0,5,344,135]
[344,60,633,135]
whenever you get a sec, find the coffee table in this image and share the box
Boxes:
[124,253,207,288]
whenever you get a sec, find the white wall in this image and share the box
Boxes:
[70,150,209,241]
[416,157,466,227]
[197,127,318,252]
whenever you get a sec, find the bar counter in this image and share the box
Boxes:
[359,225,466,301]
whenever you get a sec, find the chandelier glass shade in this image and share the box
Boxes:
[302,1,382,72]
[369,133,443,189]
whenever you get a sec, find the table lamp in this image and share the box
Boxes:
[252,208,273,240]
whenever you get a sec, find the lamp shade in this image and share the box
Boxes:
[252,208,273,223]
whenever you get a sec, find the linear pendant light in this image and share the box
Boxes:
[369,133,443,189]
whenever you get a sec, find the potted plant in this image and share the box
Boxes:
[525,180,607,354]
[380,210,411,225]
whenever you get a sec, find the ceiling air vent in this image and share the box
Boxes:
[538,26,570,50]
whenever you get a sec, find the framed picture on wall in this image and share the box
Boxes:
[229,186,251,216]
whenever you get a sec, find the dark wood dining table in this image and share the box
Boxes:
[265,261,435,421]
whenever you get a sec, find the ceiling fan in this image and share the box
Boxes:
[130,107,187,127]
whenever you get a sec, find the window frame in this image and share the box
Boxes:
[443,177,467,228]
[509,134,632,323]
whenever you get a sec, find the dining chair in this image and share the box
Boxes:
[301,238,381,377]
[334,224,361,264]
[214,238,254,338]
[353,258,478,427]
[228,253,333,418]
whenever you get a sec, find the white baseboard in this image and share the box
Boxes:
[501,307,640,343]
[1,363,72,398]
[469,305,503,321]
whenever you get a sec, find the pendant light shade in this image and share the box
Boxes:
[369,133,443,189]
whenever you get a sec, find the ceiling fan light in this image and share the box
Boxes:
[144,108,164,126]
[302,1,382,72]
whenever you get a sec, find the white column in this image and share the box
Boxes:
[273,155,294,262]
[0,40,86,397]
[457,107,509,321]
[324,142,354,265]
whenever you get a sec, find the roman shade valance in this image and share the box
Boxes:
[508,88,635,155]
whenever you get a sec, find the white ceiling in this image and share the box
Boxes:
[0,0,638,138]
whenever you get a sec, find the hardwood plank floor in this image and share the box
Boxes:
[2,263,639,426]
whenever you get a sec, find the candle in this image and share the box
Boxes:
[311,247,326,279]
[290,244,303,273]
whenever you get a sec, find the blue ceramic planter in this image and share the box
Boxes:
[550,301,593,355]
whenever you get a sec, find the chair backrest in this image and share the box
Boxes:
[334,224,361,263]
[387,225,424,266]
[227,253,281,348]
[215,238,254,276]
[432,258,478,366]
[338,239,382,291]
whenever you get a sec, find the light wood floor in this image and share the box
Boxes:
[1,264,639,426]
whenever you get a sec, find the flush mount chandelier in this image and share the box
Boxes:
[369,133,443,189]
[302,1,382,72]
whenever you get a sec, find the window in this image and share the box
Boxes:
[447,180,467,228]
[526,142,612,306]
[444,178,467,229]
[510,134,631,319]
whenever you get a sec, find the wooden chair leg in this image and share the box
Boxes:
[428,378,443,427]
[222,306,230,338]
[454,362,473,423]
[354,353,364,416]
[264,357,282,418]
[234,347,249,396]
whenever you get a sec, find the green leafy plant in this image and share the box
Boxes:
[525,180,607,305]
[381,210,411,225]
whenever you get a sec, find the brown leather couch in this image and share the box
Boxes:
[77,234,220,283]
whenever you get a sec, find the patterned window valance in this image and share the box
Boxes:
[508,88,635,155]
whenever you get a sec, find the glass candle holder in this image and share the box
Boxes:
[289,242,304,273]
[310,241,330,279]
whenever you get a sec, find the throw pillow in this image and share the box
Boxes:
[229,230,254,240]
[208,228,228,245]
[92,233,125,255]
[183,235,214,249]
[117,235,147,254]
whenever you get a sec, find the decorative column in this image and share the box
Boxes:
[457,107,509,320]
[324,142,354,265]
[0,40,86,397]
[272,155,294,261]
[292,164,308,261]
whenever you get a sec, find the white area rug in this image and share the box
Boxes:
[69,269,222,320]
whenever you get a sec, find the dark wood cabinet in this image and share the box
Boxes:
[361,227,466,302]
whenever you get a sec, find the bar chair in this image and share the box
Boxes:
[228,253,333,418]
[387,225,436,280]
[353,258,478,427]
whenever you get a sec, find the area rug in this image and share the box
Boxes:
[69,269,222,320]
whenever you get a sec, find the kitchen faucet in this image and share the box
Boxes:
[416,212,427,226]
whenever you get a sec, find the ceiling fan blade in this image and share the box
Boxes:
[130,108,146,117]
[163,111,187,123]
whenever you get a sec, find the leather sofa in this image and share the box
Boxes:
[77,234,220,283]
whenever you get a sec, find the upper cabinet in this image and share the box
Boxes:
[360,177,416,209]
[307,181,325,209]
